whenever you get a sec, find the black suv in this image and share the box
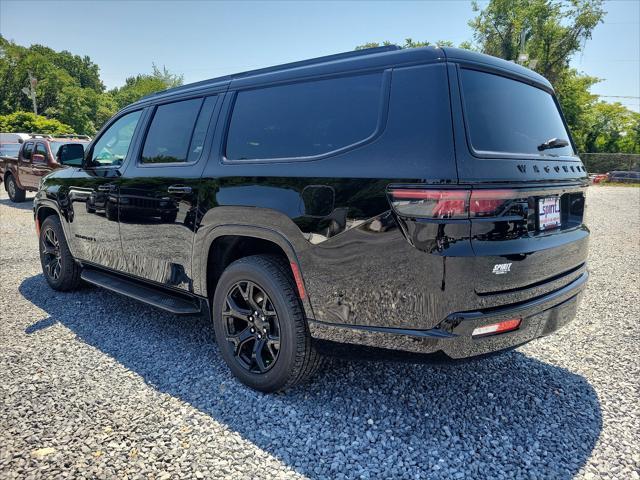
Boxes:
[34,46,589,392]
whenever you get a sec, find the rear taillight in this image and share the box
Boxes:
[469,189,519,217]
[388,189,469,219]
[388,188,523,219]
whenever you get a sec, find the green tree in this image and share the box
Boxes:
[469,0,604,84]
[553,69,600,151]
[110,64,184,109]
[44,85,101,134]
[582,102,640,154]
[356,38,459,50]
[0,111,74,134]
[0,35,104,116]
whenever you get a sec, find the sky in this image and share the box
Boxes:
[1,0,638,111]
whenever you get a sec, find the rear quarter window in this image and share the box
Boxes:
[460,69,574,157]
[225,73,384,161]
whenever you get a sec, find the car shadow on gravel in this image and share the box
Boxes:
[20,274,602,480]
[0,196,34,210]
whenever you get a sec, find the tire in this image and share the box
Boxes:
[5,174,26,203]
[212,255,322,392]
[39,215,82,291]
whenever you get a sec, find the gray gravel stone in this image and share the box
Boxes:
[0,186,638,479]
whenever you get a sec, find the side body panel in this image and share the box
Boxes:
[193,62,468,330]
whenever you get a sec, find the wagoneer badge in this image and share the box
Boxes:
[492,263,512,275]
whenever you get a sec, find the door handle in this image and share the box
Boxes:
[97,185,112,192]
[167,185,192,194]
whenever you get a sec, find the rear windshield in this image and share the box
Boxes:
[460,69,574,157]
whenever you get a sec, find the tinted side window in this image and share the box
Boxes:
[141,97,210,164]
[460,69,574,156]
[226,73,383,160]
[23,142,34,160]
[34,143,48,159]
[90,110,142,167]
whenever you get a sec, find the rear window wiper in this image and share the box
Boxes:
[537,138,569,151]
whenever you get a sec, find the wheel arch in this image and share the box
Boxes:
[196,225,314,319]
[3,167,24,189]
[34,200,77,257]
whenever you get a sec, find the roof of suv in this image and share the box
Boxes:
[131,45,552,108]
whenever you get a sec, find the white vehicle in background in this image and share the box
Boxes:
[0,133,30,144]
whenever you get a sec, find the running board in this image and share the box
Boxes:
[81,268,202,315]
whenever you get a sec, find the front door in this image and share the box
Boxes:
[118,95,220,291]
[66,109,145,270]
[18,141,34,187]
[30,142,52,188]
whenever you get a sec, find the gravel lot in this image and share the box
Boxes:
[1,186,638,480]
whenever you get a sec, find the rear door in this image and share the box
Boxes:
[448,64,589,298]
[118,95,220,291]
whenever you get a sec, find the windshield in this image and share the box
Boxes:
[0,143,21,157]
[461,69,574,157]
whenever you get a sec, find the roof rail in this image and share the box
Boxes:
[138,45,402,102]
[55,134,92,140]
[28,133,53,139]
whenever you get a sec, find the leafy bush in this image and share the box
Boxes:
[0,111,74,135]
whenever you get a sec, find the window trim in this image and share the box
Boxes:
[456,65,578,161]
[84,108,145,170]
[222,69,392,164]
[137,96,213,168]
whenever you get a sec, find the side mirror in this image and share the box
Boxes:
[32,153,46,163]
[57,143,85,167]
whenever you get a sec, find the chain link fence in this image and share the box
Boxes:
[580,153,640,173]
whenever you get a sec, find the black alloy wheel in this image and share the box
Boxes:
[212,255,323,392]
[223,280,281,373]
[41,227,62,280]
[39,215,82,291]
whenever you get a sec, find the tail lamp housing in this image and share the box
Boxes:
[388,188,521,219]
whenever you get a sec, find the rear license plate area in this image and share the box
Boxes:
[538,196,561,231]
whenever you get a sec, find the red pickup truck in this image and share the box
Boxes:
[0,134,90,202]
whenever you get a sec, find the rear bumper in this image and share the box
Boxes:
[308,270,587,359]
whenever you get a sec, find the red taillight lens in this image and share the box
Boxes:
[389,189,470,219]
[472,318,521,337]
[469,189,520,217]
[389,188,522,219]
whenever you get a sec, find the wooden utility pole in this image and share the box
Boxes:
[21,72,38,115]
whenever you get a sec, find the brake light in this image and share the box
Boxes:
[388,188,521,219]
[472,318,521,337]
[469,189,519,217]
[388,189,469,219]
